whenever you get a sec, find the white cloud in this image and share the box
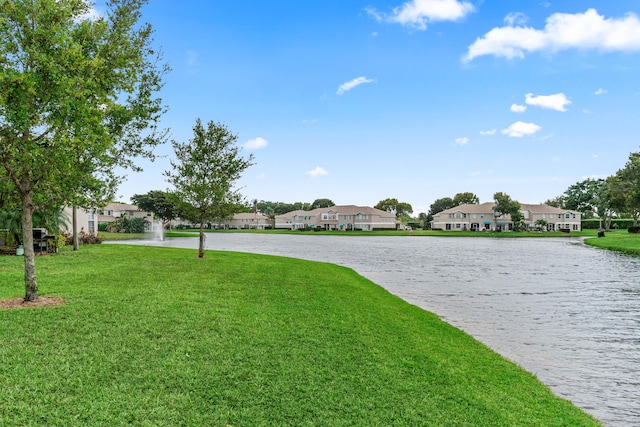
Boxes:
[480,129,497,136]
[504,12,528,26]
[501,121,541,137]
[306,166,328,177]
[464,9,640,62]
[525,92,571,111]
[595,88,607,95]
[302,119,318,124]
[455,137,469,145]
[510,103,527,113]
[367,0,475,30]
[337,76,374,95]
[244,137,268,150]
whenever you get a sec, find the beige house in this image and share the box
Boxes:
[61,203,154,234]
[98,203,153,226]
[222,212,271,229]
[275,205,399,231]
[61,207,96,234]
[431,202,582,232]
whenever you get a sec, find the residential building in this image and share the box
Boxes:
[222,212,271,229]
[61,206,96,234]
[431,202,582,232]
[275,205,399,231]
[98,202,153,227]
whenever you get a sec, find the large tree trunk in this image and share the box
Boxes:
[21,192,37,301]
[198,223,205,258]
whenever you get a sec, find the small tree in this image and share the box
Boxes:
[535,219,548,231]
[131,190,180,230]
[493,192,521,231]
[165,119,254,258]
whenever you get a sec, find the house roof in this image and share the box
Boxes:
[275,205,396,220]
[233,212,269,220]
[103,202,140,211]
[436,202,580,216]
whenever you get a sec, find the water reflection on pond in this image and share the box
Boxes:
[115,234,640,426]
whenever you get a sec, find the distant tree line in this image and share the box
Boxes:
[544,150,640,230]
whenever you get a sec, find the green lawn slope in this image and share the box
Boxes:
[584,229,640,256]
[0,245,601,426]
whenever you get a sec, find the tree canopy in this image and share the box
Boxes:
[561,178,606,219]
[0,0,168,300]
[610,152,640,226]
[493,192,523,230]
[165,119,254,258]
[375,198,413,217]
[428,197,455,216]
[131,191,180,229]
[310,198,335,209]
[453,192,480,206]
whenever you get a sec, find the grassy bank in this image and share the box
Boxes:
[584,229,640,255]
[1,245,600,426]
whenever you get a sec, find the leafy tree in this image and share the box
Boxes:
[610,152,640,226]
[311,198,335,209]
[418,212,429,229]
[428,197,455,216]
[544,196,565,208]
[131,190,180,230]
[535,219,548,231]
[165,119,254,258]
[0,0,168,301]
[375,198,413,217]
[453,192,480,205]
[493,192,522,230]
[562,178,606,219]
[257,201,311,216]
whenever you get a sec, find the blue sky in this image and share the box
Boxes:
[97,0,640,214]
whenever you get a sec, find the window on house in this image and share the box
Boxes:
[566,213,570,218]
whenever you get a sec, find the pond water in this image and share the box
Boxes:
[113,234,640,426]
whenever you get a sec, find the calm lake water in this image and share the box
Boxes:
[114,234,640,426]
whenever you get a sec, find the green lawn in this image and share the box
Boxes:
[584,229,640,255]
[0,245,601,426]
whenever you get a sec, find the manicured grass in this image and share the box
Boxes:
[584,229,640,255]
[0,245,601,426]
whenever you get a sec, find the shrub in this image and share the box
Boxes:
[98,223,108,232]
[628,226,640,234]
[64,231,103,245]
